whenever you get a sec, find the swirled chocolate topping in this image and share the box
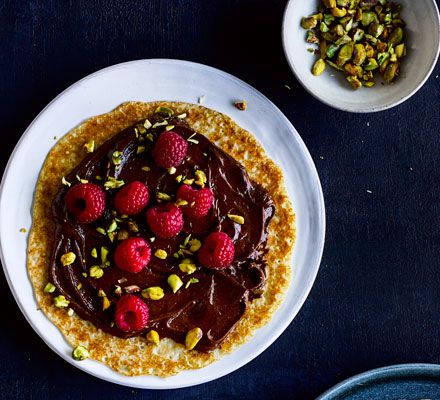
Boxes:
[49,111,275,352]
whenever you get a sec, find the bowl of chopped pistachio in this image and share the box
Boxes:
[282,0,440,113]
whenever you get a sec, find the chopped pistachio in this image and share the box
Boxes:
[198,95,206,104]
[144,119,152,129]
[60,252,76,266]
[185,278,199,289]
[96,227,106,235]
[107,220,118,233]
[146,330,160,345]
[61,176,71,187]
[185,327,203,350]
[137,146,146,154]
[104,176,125,190]
[137,124,146,134]
[189,238,202,252]
[112,151,122,165]
[165,125,175,131]
[77,283,82,290]
[176,113,187,119]
[91,248,98,258]
[154,106,174,117]
[183,178,194,185]
[72,345,89,361]
[179,259,197,275]
[173,252,180,259]
[142,286,165,300]
[95,175,102,181]
[19,228,27,233]
[98,289,106,297]
[54,136,58,140]
[114,285,122,296]
[152,120,168,129]
[102,296,111,310]
[154,249,167,259]
[83,140,95,153]
[124,285,140,294]
[175,175,183,183]
[156,192,171,201]
[187,138,199,144]
[54,295,69,308]
[234,101,247,111]
[141,166,151,172]
[175,198,189,207]
[67,308,74,316]
[100,246,109,264]
[149,237,155,243]
[43,282,56,293]
[227,214,245,224]
[82,272,87,278]
[117,230,129,241]
[195,170,207,186]
[146,133,154,142]
[127,220,139,233]
[183,234,192,246]
[167,274,183,293]
[89,266,104,279]
[168,167,176,175]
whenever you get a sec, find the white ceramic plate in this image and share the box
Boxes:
[282,0,440,113]
[0,59,325,389]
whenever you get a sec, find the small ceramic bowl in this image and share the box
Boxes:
[282,0,440,113]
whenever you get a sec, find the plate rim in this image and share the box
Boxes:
[0,58,326,389]
[316,363,440,399]
[281,0,440,113]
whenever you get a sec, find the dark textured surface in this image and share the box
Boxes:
[1,0,440,399]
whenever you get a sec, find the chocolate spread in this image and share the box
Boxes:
[49,112,275,352]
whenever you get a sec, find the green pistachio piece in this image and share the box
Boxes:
[346,75,362,90]
[112,151,122,165]
[377,52,390,66]
[107,220,118,233]
[322,31,339,43]
[89,266,104,279]
[353,44,367,65]
[54,295,69,308]
[362,11,378,27]
[178,259,197,274]
[384,62,399,83]
[60,252,76,266]
[154,106,174,117]
[72,345,89,361]
[301,16,318,30]
[368,22,384,38]
[185,278,199,289]
[44,282,56,293]
[336,42,354,67]
[326,43,340,58]
[91,248,98,258]
[326,60,344,71]
[335,34,352,46]
[392,18,405,28]
[364,58,379,70]
[337,0,349,7]
[334,24,345,36]
[365,42,375,58]
[352,28,365,42]
[323,13,336,26]
[104,176,125,190]
[363,70,374,81]
[320,22,330,33]
[364,81,376,87]
[154,249,167,259]
[306,31,319,44]
[185,327,203,350]
[312,58,326,76]
[323,0,336,7]
[167,274,183,293]
[350,0,360,7]
[189,238,202,252]
[395,43,405,58]
[100,246,109,264]
[344,63,363,79]
[146,330,160,345]
[331,7,346,18]
[388,27,403,46]
[319,40,328,59]
[142,286,165,300]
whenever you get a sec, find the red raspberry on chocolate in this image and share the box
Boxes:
[114,237,151,273]
[64,183,106,223]
[152,131,188,168]
[146,203,183,238]
[114,181,149,215]
[176,185,213,218]
[114,294,149,332]
[198,232,235,269]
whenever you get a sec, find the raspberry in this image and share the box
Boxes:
[198,232,235,269]
[114,237,151,273]
[152,131,188,168]
[114,181,149,215]
[114,294,149,332]
[146,203,183,238]
[64,183,106,223]
[176,185,213,218]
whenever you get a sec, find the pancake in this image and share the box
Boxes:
[27,101,296,376]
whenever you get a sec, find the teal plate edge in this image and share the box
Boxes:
[316,364,440,400]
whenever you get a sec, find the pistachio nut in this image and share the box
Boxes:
[185,327,203,350]
[178,259,197,274]
[323,0,336,8]
[312,58,326,76]
[384,62,399,84]
[60,252,76,267]
[227,214,245,224]
[43,282,56,293]
[346,75,362,90]
[72,345,89,361]
[102,296,111,310]
[336,42,354,67]
[189,238,202,252]
[54,295,69,308]
[142,286,165,300]
[388,27,403,46]
[124,285,141,294]
[154,106,174,117]
[154,249,167,259]
[89,266,104,279]
[146,330,160,345]
[167,274,183,293]
[330,7,346,18]
[344,63,363,79]
[301,16,318,30]
[353,44,366,66]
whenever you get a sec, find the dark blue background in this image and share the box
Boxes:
[1,1,440,399]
